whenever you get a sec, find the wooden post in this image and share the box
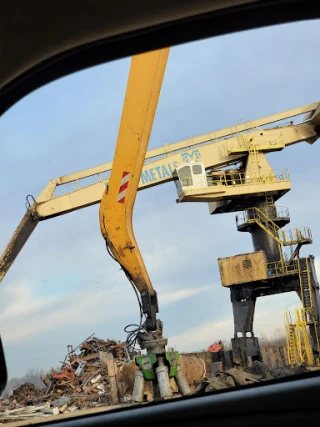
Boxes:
[100,352,119,404]
[283,347,289,365]
[274,348,279,367]
[261,348,270,368]
[269,348,276,368]
[279,347,286,366]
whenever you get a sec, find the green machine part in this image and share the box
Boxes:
[135,352,180,380]
[135,354,157,380]
[166,351,180,377]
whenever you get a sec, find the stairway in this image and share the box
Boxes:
[285,308,314,366]
[244,207,312,248]
[285,310,299,365]
[296,308,313,366]
[298,259,314,322]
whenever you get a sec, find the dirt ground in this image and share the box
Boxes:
[0,404,127,427]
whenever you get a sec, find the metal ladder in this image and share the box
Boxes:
[298,259,314,322]
[296,308,313,366]
[265,192,274,207]
[285,310,299,365]
[247,139,260,180]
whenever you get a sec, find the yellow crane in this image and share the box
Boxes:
[98,48,191,400]
[1,102,318,284]
[1,98,320,369]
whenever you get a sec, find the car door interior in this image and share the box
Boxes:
[1,0,320,425]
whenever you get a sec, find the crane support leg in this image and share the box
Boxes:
[296,256,320,361]
[0,209,38,283]
[230,287,261,366]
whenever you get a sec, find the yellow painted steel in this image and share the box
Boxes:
[42,120,318,196]
[1,104,319,284]
[266,259,299,278]
[238,207,312,248]
[99,48,169,294]
[285,310,299,366]
[46,101,320,185]
[296,308,313,366]
[285,308,314,366]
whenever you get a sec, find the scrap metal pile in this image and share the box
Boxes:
[0,335,138,422]
[44,335,134,402]
[1,335,306,424]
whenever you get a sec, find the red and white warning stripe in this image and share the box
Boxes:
[117,171,130,203]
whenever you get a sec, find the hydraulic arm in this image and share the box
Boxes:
[99,49,168,333]
[99,48,190,401]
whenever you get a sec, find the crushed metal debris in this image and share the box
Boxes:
[0,335,309,424]
[0,334,138,423]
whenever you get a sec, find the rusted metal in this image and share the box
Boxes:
[179,354,207,388]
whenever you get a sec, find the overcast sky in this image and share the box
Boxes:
[1,19,320,378]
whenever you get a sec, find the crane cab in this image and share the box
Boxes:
[173,159,291,205]
[173,161,208,195]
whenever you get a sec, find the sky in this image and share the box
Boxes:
[1,19,320,378]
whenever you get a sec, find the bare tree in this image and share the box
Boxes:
[1,368,47,399]
[259,329,286,348]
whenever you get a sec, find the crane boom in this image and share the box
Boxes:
[44,101,320,185]
[1,103,319,284]
[20,122,320,220]
[99,48,169,304]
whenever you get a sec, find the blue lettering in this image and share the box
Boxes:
[181,149,201,162]
[141,170,152,184]
[162,165,170,178]
[155,166,162,179]
[149,168,156,181]
[142,162,180,184]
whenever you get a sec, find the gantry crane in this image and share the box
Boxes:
[172,104,320,366]
[1,101,320,369]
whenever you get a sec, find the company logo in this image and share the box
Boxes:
[140,161,179,185]
[181,149,201,162]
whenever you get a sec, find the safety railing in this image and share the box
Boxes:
[53,170,110,198]
[237,206,289,227]
[237,207,312,248]
[295,308,314,366]
[285,309,299,366]
[212,169,289,187]
[285,308,314,366]
[267,259,299,277]
[282,227,312,246]
[180,169,290,190]
[227,132,285,154]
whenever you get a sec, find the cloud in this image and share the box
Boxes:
[169,318,233,352]
[158,286,210,306]
[168,301,300,353]
[0,273,210,346]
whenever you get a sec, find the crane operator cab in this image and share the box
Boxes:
[173,160,251,204]
[173,160,209,202]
